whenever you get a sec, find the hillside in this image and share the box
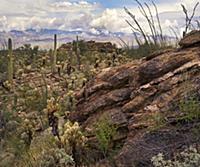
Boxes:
[0,31,200,167]
[69,30,200,166]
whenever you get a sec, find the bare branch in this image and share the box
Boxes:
[151,0,164,42]
[134,0,157,44]
[144,2,158,43]
[132,30,142,46]
[169,26,179,42]
[125,20,140,33]
[124,7,149,44]
[118,36,129,49]
[181,2,199,36]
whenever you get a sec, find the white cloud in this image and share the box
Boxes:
[90,9,130,33]
[0,0,100,31]
[0,16,8,31]
[164,19,178,27]
[51,1,73,8]
[89,28,101,35]
[0,0,199,37]
[49,1,100,13]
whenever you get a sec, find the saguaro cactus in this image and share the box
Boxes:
[7,38,13,83]
[52,34,57,73]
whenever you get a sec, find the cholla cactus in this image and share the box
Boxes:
[20,118,34,146]
[151,146,200,167]
[54,148,74,166]
[3,80,12,90]
[90,67,98,77]
[46,97,60,138]
[151,153,167,167]
[57,61,62,76]
[7,38,13,84]
[60,90,75,113]
[60,121,86,150]
[60,121,86,166]
[47,97,59,114]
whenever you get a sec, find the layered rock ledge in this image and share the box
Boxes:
[69,31,200,167]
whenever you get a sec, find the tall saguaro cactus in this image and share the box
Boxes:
[52,34,57,73]
[8,38,13,83]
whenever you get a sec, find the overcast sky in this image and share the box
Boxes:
[0,0,199,36]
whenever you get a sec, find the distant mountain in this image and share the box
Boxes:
[0,28,175,49]
[24,28,83,36]
[0,28,134,49]
[10,30,26,36]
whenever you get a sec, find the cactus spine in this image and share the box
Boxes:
[8,38,13,83]
[52,34,57,73]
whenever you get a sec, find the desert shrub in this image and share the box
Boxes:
[57,50,68,62]
[147,112,166,130]
[95,117,117,157]
[16,133,74,167]
[15,44,40,66]
[5,134,26,157]
[179,96,200,122]
[0,53,8,74]
[125,43,157,59]
[151,146,200,167]
[125,40,173,59]
[26,88,47,111]
[72,39,88,56]
[61,90,76,113]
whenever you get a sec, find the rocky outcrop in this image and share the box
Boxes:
[179,30,200,48]
[69,31,200,166]
[59,41,117,53]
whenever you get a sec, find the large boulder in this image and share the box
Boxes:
[69,31,200,166]
[179,30,200,48]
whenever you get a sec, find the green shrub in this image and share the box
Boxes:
[179,96,200,122]
[95,117,117,157]
[148,112,166,130]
